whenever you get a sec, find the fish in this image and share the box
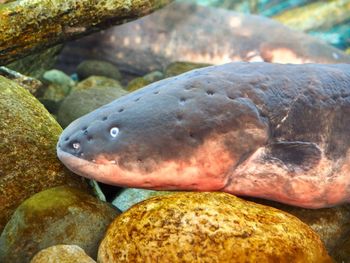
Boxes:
[56,2,350,75]
[57,62,350,209]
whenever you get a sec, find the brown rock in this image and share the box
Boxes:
[0,186,119,263]
[98,192,331,263]
[0,76,88,233]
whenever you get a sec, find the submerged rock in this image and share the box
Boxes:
[57,2,350,75]
[246,198,350,260]
[77,60,122,81]
[164,61,212,77]
[98,192,331,262]
[0,76,87,233]
[41,70,75,103]
[0,186,119,263]
[127,71,164,91]
[273,0,350,32]
[112,188,172,212]
[57,76,127,127]
[30,245,96,263]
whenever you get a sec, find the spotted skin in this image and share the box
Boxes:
[57,62,350,208]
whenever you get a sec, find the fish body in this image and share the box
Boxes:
[56,2,350,75]
[57,62,350,208]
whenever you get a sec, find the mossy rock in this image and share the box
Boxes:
[30,245,96,263]
[6,45,63,79]
[164,61,212,78]
[0,186,119,263]
[127,71,164,92]
[98,192,331,263]
[0,76,88,233]
[77,60,122,81]
[57,77,128,127]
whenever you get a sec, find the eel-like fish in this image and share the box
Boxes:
[57,62,350,208]
[56,2,350,75]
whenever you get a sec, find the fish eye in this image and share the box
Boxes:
[110,127,119,138]
[72,142,80,150]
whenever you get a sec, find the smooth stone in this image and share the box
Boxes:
[73,75,123,91]
[98,192,331,262]
[77,60,122,81]
[41,70,75,103]
[127,71,164,92]
[0,76,88,233]
[57,76,127,127]
[0,186,119,263]
[245,197,350,260]
[30,245,96,263]
[112,188,172,212]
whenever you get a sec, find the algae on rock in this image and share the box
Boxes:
[0,0,173,65]
[0,186,119,263]
[0,76,88,233]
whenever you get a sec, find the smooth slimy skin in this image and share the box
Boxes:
[57,62,350,208]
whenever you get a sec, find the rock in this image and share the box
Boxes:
[6,45,63,79]
[57,76,127,127]
[273,0,350,32]
[333,235,350,263]
[57,2,350,75]
[40,70,75,108]
[112,188,172,212]
[77,60,122,81]
[164,61,212,77]
[30,245,96,263]
[245,197,350,260]
[0,0,173,65]
[98,192,331,262]
[73,76,123,91]
[0,186,119,263]
[0,66,43,95]
[0,76,88,233]
[127,71,164,91]
[42,69,75,89]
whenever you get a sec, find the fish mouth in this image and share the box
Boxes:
[57,147,124,185]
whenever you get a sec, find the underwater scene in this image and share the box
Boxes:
[0,0,350,262]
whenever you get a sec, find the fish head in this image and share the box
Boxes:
[57,68,269,191]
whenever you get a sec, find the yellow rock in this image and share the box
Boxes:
[273,0,350,32]
[98,192,332,263]
[30,245,96,263]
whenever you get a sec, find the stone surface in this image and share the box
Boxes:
[98,192,331,262]
[57,76,127,127]
[127,71,164,91]
[0,76,88,233]
[41,70,75,103]
[112,188,172,212]
[77,60,122,81]
[73,76,123,91]
[0,186,119,263]
[245,197,350,260]
[6,45,63,79]
[57,2,350,75]
[0,0,174,65]
[164,61,212,77]
[273,0,350,32]
[30,245,96,263]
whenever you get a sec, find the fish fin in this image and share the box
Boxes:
[265,141,321,171]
